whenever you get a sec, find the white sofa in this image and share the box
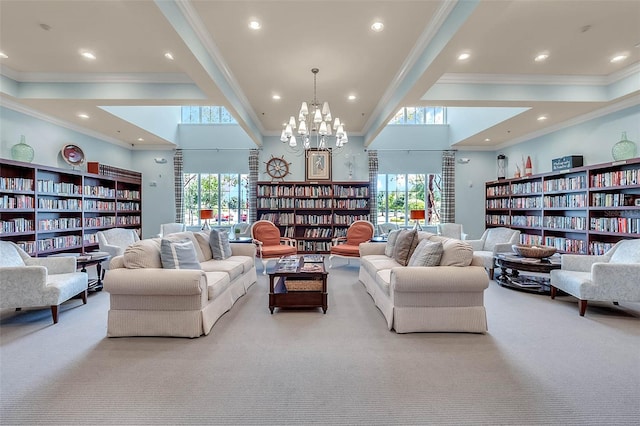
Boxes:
[359,231,489,333]
[104,231,257,338]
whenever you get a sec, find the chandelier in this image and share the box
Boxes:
[280,68,348,155]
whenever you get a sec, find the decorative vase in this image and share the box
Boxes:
[525,156,532,176]
[612,131,637,161]
[497,154,506,180]
[11,135,35,163]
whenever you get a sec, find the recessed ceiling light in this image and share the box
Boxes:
[534,52,549,62]
[610,54,628,63]
[348,95,356,101]
[79,50,96,60]
[484,138,491,142]
[249,20,261,30]
[77,113,89,119]
[137,137,144,142]
[537,115,548,121]
[272,94,281,100]
[371,21,384,32]
[164,52,174,60]
[0,52,7,59]
[457,52,471,61]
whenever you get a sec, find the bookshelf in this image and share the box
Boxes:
[256,181,371,253]
[1,158,142,256]
[485,157,640,255]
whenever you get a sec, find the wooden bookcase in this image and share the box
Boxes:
[1,158,142,256]
[485,157,640,255]
[256,181,371,253]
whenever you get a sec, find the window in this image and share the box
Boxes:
[388,107,446,125]
[181,106,238,124]
[183,173,249,228]
[377,173,441,226]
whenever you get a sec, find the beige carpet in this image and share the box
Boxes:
[1,261,639,425]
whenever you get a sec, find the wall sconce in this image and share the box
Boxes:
[154,157,167,164]
[409,209,425,230]
[199,209,213,230]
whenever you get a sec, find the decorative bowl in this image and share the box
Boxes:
[512,244,557,258]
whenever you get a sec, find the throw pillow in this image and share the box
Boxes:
[392,229,419,266]
[209,229,232,260]
[384,229,401,257]
[123,239,162,269]
[160,238,201,270]
[408,240,443,267]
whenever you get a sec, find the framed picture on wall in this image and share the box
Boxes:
[305,149,331,181]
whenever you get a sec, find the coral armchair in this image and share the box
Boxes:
[550,239,640,316]
[250,220,297,274]
[329,220,375,268]
[0,241,88,324]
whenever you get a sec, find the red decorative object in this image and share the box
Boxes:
[410,210,426,230]
[199,209,214,230]
[525,156,532,176]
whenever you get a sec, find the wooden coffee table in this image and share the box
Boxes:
[494,253,561,294]
[268,255,328,314]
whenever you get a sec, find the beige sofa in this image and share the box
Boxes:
[104,231,257,338]
[359,232,489,333]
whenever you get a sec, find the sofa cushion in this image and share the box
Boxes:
[331,244,360,257]
[200,259,244,281]
[384,229,401,257]
[408,240,443,267]
[160,238,201,270]
[392,229,419,266]
[194,231,213,261]
[209,229,232,260]
[361,254,402,279]
[123,239,162,269]
[260,244,297,258]
[432,236,474,267]
[225,255,255,273]
[205,271,231,300]
[164,231,205,262]
[375,269,392,296]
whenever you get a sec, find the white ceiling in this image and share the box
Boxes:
[1,0,639,151]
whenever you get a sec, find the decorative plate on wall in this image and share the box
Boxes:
[61,144,85,166]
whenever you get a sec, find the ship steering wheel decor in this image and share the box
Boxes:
[264,155,292,181]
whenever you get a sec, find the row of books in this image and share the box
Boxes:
[511,215,542,227]
[543,176,586,192]
[0,218,34,234]
[591,193,636,207]
[0,194,34,209]
[590,168,639,188]
[590,217,640,234]
[88,162,142,181]
[510,181,543,194]
[511,197,542,209]
[37,180,81,195]
[0,177,34,191]
[38,218,82,231]
[543,194,587,208]
[543,216,587,230]
[83,185,116,198]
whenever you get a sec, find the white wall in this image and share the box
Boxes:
[3,104,639,241]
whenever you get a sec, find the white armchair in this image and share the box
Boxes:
[0,241,88,324]
[97,228,140,268]
[437,223,468,240]
[157,222,186,237]
[466,227,521,279]
[550,239,640,316]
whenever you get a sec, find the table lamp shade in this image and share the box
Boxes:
[409,210,425,220]
[199,209,214,220]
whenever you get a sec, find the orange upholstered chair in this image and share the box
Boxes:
[329,220,375,268]
[250,220,297,274]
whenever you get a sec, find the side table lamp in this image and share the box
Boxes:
[200,209,213,230]
[409,210,425,231]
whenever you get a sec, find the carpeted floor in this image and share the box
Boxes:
[1,261,639,425]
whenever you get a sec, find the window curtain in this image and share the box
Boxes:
[441,150,455,223]
[173,149,184,223]
[368,150,378,229]
[249,149,260,223]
